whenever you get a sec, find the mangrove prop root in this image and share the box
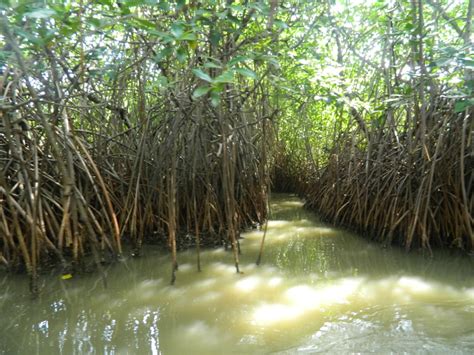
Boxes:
[274,104,473,252]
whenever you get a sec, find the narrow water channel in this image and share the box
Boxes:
[1,194,473,354]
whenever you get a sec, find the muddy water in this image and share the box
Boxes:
[1,194,473,354]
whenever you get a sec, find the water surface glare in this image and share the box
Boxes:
[1,194,473,354]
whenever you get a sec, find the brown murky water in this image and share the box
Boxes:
[1,194,473,354]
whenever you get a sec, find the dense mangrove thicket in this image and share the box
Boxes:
[273,0,473,252]
[0,0,283,292]
[0,0,473,293]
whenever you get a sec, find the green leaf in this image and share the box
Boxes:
[217,9,229,20]
[146,30,173,42]
[227,14,240,25]
[120,4,131,14]
[210,30,221,46]
[235,68,257,79]
[214,70,234,84]
[248,2,265,13]
[87,17,102,28]
[454,99,474,113]
[0,2,10,10]
[192,69,212,82]
[193,86,211,98]
[460,59,474,68]
[274,19,288,29]
[203,62,222,69]
[188,40,198,50]
[16,28,43,45]
[434,57,453,67]
[228,55,252,66]
[179,31,197,41]
[158,0,170,10]
[156,75,169,90]
[124,0,147,6]
[25,8,56,19]
[133,18,156,30]
[196,9,213,17]
[212,83,224,93]
[210,90,220,107]
[176,47,187,62]
[96,0,113,6]
[59,18,81,36]
[171,23,184,38]
[259,55,279,68]
[230,4,244,12]
[154,46,173,62]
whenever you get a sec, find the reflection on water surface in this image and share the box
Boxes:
[0,193,473,354]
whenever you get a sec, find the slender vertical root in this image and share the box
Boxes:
[170,256,178,285]
[230,230,241,274]
[256,219,269,266]
[195,223,201,272]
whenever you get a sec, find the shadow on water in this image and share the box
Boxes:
[0,193,473,354]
